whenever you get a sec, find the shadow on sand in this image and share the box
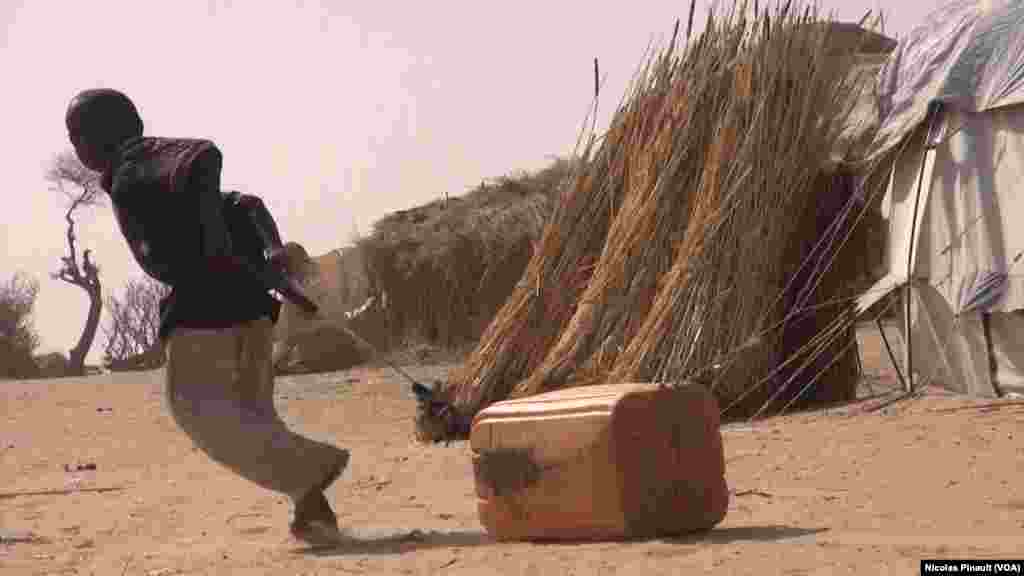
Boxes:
[294,528,492,556]
[670,525,828,545]
[294,524,827,556]
[531,525,829,548]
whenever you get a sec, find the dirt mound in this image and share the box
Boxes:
[273,322,368,375]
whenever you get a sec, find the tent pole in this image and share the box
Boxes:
[852,320,874,396]
[876,314,908,392]
[854,330,865,376]
[903,102,942,393]
[981,313,1005,398]
[905,161,927,394]
[904,283,914,392]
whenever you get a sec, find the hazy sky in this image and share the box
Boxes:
[2,0,935,363]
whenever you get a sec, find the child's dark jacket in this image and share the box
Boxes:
[102,137,281,340]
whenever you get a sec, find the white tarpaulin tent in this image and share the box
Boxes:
[857,0,1024,397]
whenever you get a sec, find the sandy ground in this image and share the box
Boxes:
[2,325,1022,575]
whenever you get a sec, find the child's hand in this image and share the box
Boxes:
[267,246,292,275]
[297,304,320,322]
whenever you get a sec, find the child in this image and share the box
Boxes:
[65,88,351,547]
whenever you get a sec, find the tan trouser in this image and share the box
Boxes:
[165,316,349,500]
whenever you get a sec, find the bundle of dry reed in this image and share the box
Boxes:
[432,0,895,437]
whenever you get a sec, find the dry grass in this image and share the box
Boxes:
[437,1,896,435]
[356,159,572,350]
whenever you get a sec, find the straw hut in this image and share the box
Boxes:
[356,159,572,350]
[417,3,897,442]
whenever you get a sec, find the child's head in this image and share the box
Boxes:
[65,89,144,171]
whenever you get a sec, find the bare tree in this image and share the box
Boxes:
[102,277,169,370]
[0,273,41,379]
[45,150,103,376]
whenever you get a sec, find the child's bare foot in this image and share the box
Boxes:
[289,450,350,547]
[290,490,344,547]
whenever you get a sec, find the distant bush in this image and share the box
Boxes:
[0,273,41,379]
[34,352,70,379]
[102,277,169,371]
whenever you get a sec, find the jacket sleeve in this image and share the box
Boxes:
[190,147,231,259]
[187,147,257,279]
[238,194,285,254]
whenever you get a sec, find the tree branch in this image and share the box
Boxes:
[83,250,100,289]
[63,202,83,283]
[47,149,105,375]
[49,151,104,289]
[46,150,102,207]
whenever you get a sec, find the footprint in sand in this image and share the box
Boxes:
[227,511,273,537]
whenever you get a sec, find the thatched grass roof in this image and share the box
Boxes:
[417,3,897,442]
[356,159,572,349]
